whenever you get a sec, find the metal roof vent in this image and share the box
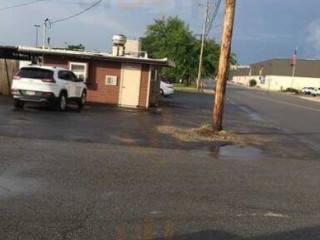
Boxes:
[112,34,127,46]
[112,35,127,56]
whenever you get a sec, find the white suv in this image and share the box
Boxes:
[11,65,87,111]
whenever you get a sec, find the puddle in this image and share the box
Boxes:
[209,145,262,160]
[0,175,39,198]
[239,106,263,122]
[248,112,263,122]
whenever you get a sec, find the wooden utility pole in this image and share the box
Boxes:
[196,1,210,91]
[212,0,236,131]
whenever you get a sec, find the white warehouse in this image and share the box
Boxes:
[230,59,320,91]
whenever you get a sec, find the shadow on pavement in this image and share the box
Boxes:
[150,225,320,240]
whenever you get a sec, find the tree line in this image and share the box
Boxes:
[141,16,237,85]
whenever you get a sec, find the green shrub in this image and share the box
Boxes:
[283,88,300,94]
[249,79,257,87]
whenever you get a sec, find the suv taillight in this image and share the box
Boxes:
[41,78,56,83]
[13,74,20,80]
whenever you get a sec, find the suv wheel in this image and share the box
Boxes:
[13,99,24,109]
[78,91,86,110]
[57,92,67,111]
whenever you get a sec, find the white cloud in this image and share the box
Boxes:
[306,19,320,57]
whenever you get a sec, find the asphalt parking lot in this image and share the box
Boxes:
[2,91,320,240]
[0,93,217,151]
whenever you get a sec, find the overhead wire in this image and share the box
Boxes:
[51,0,103,24]
[0,0,46,11]
[206,0,222,36]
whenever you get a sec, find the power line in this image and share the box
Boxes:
[206,0,222,36]
[0,0,46,11]
[51,0,102,24]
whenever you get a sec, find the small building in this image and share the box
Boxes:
[230,59,320,91]
[0,38,174,108]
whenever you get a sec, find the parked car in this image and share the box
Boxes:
[314,88,320,96]
[11,65,87,110]
[302,87,308,94]
[302,87,316,96]
[160,81,174,97]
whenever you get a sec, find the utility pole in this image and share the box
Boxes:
[42,18,50,49]
[34,24,41,48]
[196,1,210,91]
[212,0,237,131]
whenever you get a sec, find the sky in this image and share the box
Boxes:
[0,0,320,64]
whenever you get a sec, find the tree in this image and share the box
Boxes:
[142,17,196,84]
[141,16,236,85]
[67,44,85,51]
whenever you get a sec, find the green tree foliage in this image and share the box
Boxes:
[67,44,85,51]
[141,16,237,84]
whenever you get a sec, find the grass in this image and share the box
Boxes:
[173,83,198,92]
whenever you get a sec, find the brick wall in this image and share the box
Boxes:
[87,61,121,104]
[138,65,150,108]
[43,56,69,68]
[43,55,121,105]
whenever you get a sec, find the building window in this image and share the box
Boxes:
[105,75,118,86]
[69,62,88,82]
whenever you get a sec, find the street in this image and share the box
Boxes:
[1,88,320,239]
[226,84,320,155]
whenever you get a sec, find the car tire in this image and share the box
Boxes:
[57,92,67,111]
[160,89,164,96]
[78,91,86,110]
[13,99,24,109]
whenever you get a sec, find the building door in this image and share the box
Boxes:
[120,63,141,107]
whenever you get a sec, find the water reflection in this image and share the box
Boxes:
[209,145,262,161]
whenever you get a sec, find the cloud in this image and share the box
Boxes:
[234,33,292,42]
[306,19,320,57]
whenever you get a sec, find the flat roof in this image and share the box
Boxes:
[0,45,175,67]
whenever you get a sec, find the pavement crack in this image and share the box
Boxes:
[0,184,11,192]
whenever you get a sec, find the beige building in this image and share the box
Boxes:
[231,59,320,91]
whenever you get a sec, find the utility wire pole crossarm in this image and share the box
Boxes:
[213,0,237,131]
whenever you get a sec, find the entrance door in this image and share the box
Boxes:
[120,64,141,107]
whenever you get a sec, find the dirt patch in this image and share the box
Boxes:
[157,124,244,146]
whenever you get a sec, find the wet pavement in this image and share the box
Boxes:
[1,90,320,239]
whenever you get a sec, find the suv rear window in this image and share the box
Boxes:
[18,68,54,79]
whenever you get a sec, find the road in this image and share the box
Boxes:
[1,91,320,239]
[226,84,320,155]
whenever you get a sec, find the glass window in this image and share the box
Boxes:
[18,68,53,79]
[69,71,79,82]
[58,71,71,81]
[69,62,88,82]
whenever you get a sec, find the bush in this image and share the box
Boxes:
[249,79,257,87]
[283,88,300,94]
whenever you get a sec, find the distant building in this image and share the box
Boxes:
[230,59,320,91]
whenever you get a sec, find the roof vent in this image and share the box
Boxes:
[112,34,127,46]
[112,35,127,56]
